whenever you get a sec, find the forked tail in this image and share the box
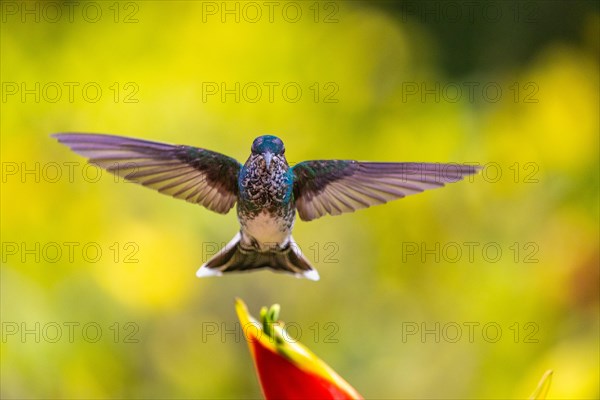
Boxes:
[196,233,319,281]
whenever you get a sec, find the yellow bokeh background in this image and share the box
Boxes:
[1,1,598,399]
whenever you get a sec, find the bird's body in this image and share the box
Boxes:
[53,133,480,281]
[237,145,295,251]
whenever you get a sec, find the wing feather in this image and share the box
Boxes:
[293,160,479,221]
[53,133,241,214]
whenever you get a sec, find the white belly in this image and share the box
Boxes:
[242,212,289,248]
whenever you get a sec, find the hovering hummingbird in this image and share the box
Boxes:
[53,133,479,281]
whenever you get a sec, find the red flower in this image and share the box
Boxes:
[235,299,363,400]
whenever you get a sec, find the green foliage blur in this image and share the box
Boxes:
[1,1,598,398]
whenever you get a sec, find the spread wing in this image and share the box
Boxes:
[53,133,241,214]
[292,160,480,221]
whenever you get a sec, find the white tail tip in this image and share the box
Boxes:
[299,269,320,281]
[196,265,223,278]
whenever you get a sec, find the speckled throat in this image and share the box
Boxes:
[238,154,293,215]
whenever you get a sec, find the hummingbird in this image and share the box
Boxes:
[53,133,479,281]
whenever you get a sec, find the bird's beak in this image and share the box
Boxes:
[264,152,273,170]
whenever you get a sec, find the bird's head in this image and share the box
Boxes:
[251,135,286,170]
